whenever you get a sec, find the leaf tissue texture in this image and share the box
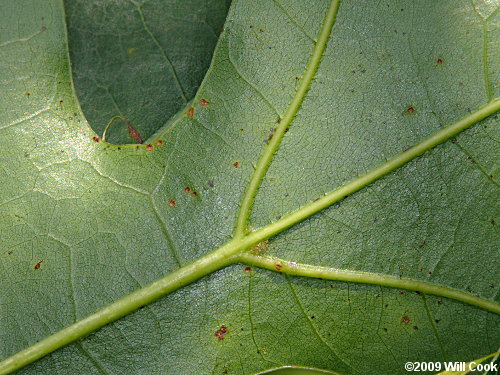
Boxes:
[0,0,499,375]
[66,0,231,144]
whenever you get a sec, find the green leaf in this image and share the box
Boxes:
[1,1,499,375]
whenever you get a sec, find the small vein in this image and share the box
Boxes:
[1,107,52,130]
[75,342,108,375]
[226,52,282,118]
[271,0,315,42]
[284,275,352,371]
[481,20,493,101]
[0,27,47,48]
[133,3,188,103]
[148,195,182,267]
[421,294,446,361]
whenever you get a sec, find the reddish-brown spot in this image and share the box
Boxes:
[145,144,153,152]
[26,92,31,96]
[156,139,164,146]
[92,136,100,143]
[59,100,63,104]
[184,187,191,193]
[128,48,137,54]
[406,106,415,114]
[187,107,195,118]
[126,121,143,143]
[199,98,209,107]
[34,260,44,270]
[244,266,252,273]
[215,326,228,341]
[401,316,410,324]
[437,58,443,65]
[232,162,239,168]
[169,200,176,207]
[192,191,198,197]
[275,264,282,271]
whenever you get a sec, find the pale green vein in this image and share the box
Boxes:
[237,253,500,315]
[134,3,188,103]
[421,294,446,361]
[233,0,343,236]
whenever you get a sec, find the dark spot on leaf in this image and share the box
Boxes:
[199,98,209,106]
[92,136,100,142]
[192,191,198,197]
[451,137,457,143]
[401,316,410,324]
[156,139,164,146]
[311,315,315,319]
[233,162,239,168]
[435,319,441,324]
[437,300,443,305]
[128,48,136,54]
[206,180,214,188]
[169,200,176,207]
[184,187,191,193]
[383,328,388,332]
[145,144,153,152]
[437,58,443,64]
[126,121,143,143]
[7,250,13,255]
[413,325,418,330]
[34,260,44,270]
[406,106,415,114]
[399,291,405,295]
[26,92,31,96]
[244,266,252,273]
[275,264,282,271]
[215,326,227,341]
[415,291,421,295]
[187,107,194,118]
[59,100,63,104]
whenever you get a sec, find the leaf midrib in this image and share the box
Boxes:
[1,0,500,373]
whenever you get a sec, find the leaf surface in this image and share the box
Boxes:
[0,1,499,375]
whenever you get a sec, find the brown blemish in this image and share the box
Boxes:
[26,92,31,96]
[145,144,153,152]
[187,107,195,118]
[232,162,239,168]
[199,98,209,107]
[34,260,44,270]
[128,48,136,54]
[437,58,443,65]
[184,187,191,193]
[275,264,282,271]
[215,326,227,341]
[126,121,143,143]
[59,100,63,104]
[251,240,268,254]
[169,200,176,207]
[192,191,198,197]
[406,106,415,114]
[244,266,252,273]
[401,316,410,324]
[92,136,100,143]
[156,139,164,146]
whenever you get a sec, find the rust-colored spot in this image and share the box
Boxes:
[34,260,44,270]
[92,136,100,143]
[232,162,239,168]
[215,326,228,341]
[26,92,31,96]
[59,100,63,104]
[401,316,410,324]
[156,139,164,146]
[128,48,136,54]
[145,144,153,152]
[244,266,252,273]
[199,98,209,107]
[184,187,191,193]
[251,240,268,254]
[187,107,195,118]
[169,200,176,207]
[126,121,143,143]
[275,264,282,271]
[437,58,443,64]
[192,191,198,197]
[406,106,415,114]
